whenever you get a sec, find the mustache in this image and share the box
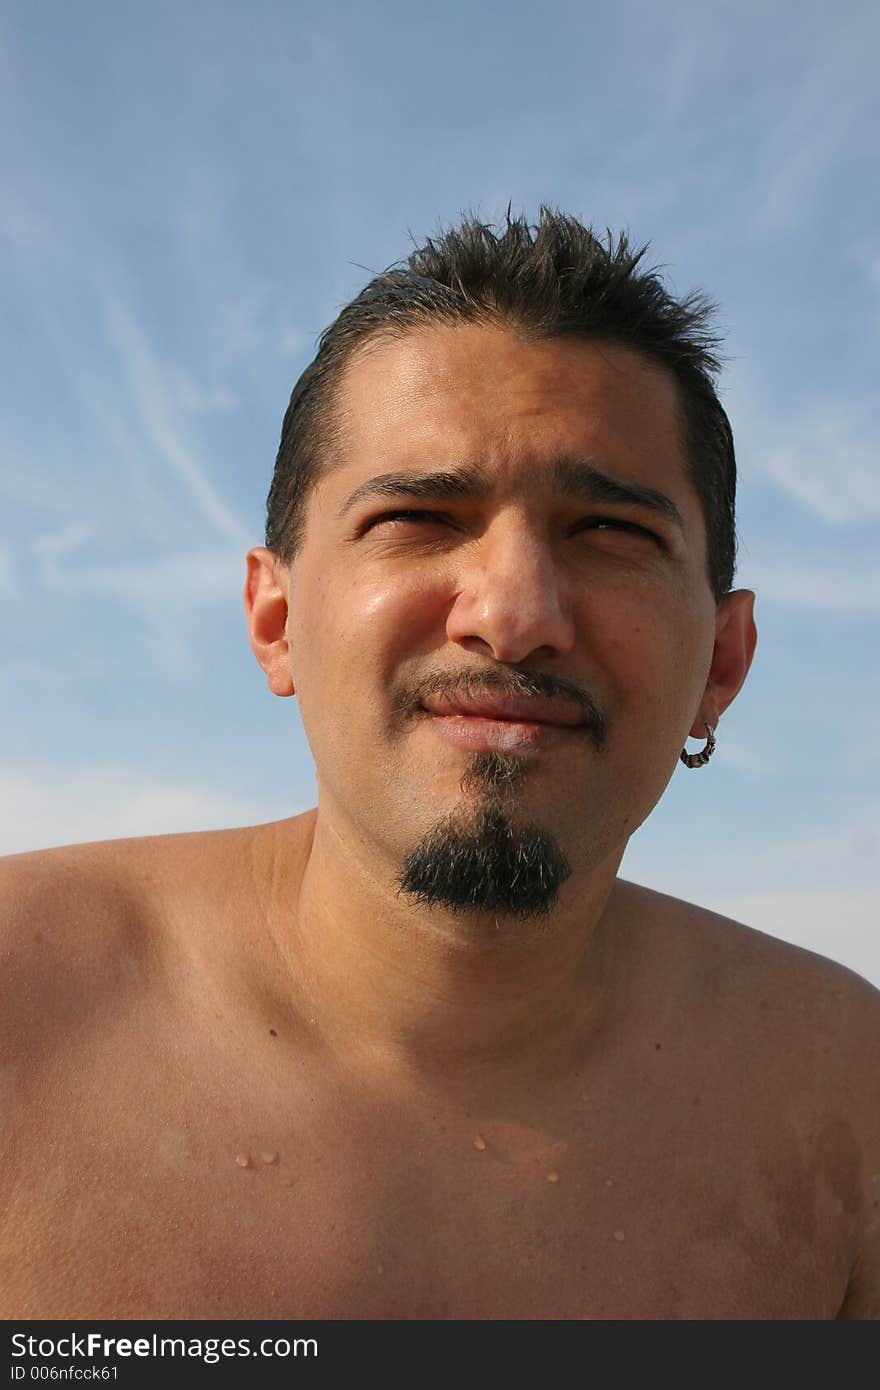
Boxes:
[396,668,607,750]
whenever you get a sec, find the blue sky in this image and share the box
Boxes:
[1,0,878,983]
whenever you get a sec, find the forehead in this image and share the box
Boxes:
[328,324,689,492]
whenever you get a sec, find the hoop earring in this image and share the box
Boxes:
[680,722,716,769]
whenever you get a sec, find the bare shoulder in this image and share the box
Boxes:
[616,877,880,1031]
[0,834,160,1037]
[0,817,308,1047]
[617,879,880,1318]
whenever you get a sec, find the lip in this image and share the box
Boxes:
[420,693,585,726]
[424,713,575,753]
[419,693,585,755]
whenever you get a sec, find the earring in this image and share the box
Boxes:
[680,722,716,769]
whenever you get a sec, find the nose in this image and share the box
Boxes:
[444,515,577,664]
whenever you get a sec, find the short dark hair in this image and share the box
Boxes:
[266,206,736,598]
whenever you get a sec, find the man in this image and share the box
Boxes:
[2,209,878,1321]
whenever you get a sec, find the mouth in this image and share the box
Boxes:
[419,694,586,754]
[420,693,586,727]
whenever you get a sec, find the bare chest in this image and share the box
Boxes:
[5,1043,851,1320]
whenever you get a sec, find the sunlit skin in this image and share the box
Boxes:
[245,327,756,1079]
[2,325,877,1321]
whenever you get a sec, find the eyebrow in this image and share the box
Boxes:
[336,457,686,534]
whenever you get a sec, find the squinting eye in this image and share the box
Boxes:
[581,517,663,546]
[361,510,665,549]
[366,509,447,530]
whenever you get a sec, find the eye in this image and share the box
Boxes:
[364,509,450,531]
[578,516,665,548]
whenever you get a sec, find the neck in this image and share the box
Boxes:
[266,806,625,1093]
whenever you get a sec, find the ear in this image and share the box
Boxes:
[691,589,757,735]
[244,547,295,697]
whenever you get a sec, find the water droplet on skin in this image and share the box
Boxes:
[613,1229,625,1242]
[546,1171,560,1184]
[234,1153,252,1169]
[261,1152,279,1165]
[473,1135,487,1151]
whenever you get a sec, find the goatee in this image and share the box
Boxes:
[396,752,571,923]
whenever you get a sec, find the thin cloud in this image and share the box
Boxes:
[33,547,245,603]
[1,187,251,552]
[749,15,879,235]
[0,450,68,510]
[31,521,98,567]
[631,807,880,900]
[727,367,880,528]
[174,373,238,414]
[0,179,57,254]
[752,116,844,238]
[711,888,880,990]
[0,190,258,687]
[624,807,880,986]
[741,556,880,616]
[280,328,309,357]
[760,408,880,526]
[0,763,298,857]
[27,539,249,683]
[97,284,251,549]
[713,734,776,776]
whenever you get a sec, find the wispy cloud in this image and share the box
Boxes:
[0,763,299,857]
[280,328,309,357]
[624,805,880,986]
[750,814,880,893]
[726,365,880,530]
[740,555,880,616]
[27,532,249,683]
[31,520,99,567]
[0,448,69,511]
[711,888,880,990]
[1,191,250,544]
[630,804,880,902]
[174,372,238,414]
[31,537,244,604]
[174,165,303,386]
[0,188,256,677]
[0,179,57,254]
[758,404,880,526]
[749,13,880,236]
[713,733,778,776]
[97,285,251,549]
[752,113,846,238]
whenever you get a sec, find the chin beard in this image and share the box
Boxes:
[395,752,571,924]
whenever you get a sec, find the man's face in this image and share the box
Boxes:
[283,325,725,919]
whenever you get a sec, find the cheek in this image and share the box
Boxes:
[587,594,713,832]
[337,574,431,656]
[595,588,712,725]
[341,561,452,646]
[293,567,436,716]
